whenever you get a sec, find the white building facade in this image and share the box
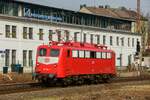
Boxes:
[0,0,141,72]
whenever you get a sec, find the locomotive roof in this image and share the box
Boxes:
[38,41,114,52]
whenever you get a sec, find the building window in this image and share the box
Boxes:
[132,38,134,47]
[128,38,130,47]
[0,1,18,16]
[96,35,100,44]
[128,55,131,66]
[83,33,86,43]
[121,37,124,46]
[74,32,79,42]
[103,35,106,45]
[90,34,93,44]
[5,25,10,38]
[12,50,16,64]
[136,39,140,53]
[5,49,10,66]
[23,50,27,66]
[110,36,113,46]
[49,30,53,41]
[39,29,44,40]
[12,26,16,38]
[29,50,33,67]
[23,27,27,39]
[56,30,61,42]
[29,27,33,39]
[5,25,17,38]
[116,37,119,46]
[64,30,69,41]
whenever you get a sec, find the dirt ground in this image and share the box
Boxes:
[0,73,35,84]
[0,80,149,100]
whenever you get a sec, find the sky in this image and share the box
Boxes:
[19,0,150,15]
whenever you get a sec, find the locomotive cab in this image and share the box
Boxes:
[35,46,60,80]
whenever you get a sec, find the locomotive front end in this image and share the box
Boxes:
[35,46,60,82]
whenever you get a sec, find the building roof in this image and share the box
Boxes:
[111,9,138,20]
[84,7,119,18]
[80,7,146,21]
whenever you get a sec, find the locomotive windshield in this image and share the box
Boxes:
[50,49,60,57]
[39,48,47,56]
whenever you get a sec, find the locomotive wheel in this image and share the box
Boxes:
[38,77,56,86]
[102,78,109,83]
[83,78,91,85]
[57,78,70,87]
[93,75,100,84]
[40,79,48,84]
[90,75,97,84]
[102,74,112,83]
[63,78,70,86]
[76,77,84,85]
[37,78,46,84]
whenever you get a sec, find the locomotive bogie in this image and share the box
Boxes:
[36,73,115,85]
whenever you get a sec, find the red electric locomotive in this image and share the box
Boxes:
[35,41,116,84]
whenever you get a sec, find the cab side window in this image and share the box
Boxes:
[90,51,96,58]
[39,48,47,56]
[67,50,70,57]
[85,51,90,58]
[79,50,84,58]
[96,52,101,58]
[50,49,60,57]
[107,53,111,59]
[72,50,78,58]
[102,52,107,59]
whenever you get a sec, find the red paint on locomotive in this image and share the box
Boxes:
[35,41,116,80]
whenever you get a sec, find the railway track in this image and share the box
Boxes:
[0,82,44,95]
[0,76,149,95]
[113,75,150,83]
